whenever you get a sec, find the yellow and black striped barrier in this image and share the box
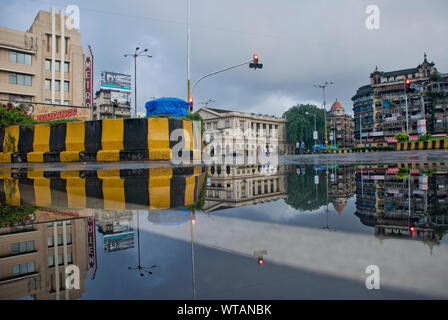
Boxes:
[396,140,448,151]
[0,166,205,210]
[0,117,202,163]
[396,162,448,169]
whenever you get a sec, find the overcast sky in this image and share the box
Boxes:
[2,0,447,116]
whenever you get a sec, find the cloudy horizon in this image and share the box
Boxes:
[1,0,447,117]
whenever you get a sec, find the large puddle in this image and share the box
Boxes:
[0,163,447,299]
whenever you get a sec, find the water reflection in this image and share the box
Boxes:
[0,163,447,299]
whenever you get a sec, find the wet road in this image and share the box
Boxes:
[0,150,446,172]
[283,149,448,165]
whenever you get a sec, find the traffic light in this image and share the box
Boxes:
[410,225,416,233]
[249,54,263,69]
[257,256,264,266]
[188,97,193,112]
[405,78,415,93]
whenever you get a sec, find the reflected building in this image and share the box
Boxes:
[0,213,88,300]
[355,165,448,251]
[328,165,356,214]
[94,210,134,253]
[203,165,292,212]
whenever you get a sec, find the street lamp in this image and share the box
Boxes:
[314,81,334,150]
[128,211,157,277]
[124,47,152,118]
[305,111,317,148]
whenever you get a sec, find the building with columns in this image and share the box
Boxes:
[326,99,355,148]
[203,164,292,212]
[197,107,294,156]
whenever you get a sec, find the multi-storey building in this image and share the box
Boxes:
[352,55,448,146]
[326,99,355,148]
[0,9,86,117]
[93,89,132,120]
[354,165,448,253]
[197,107,294,156]
[0,214,88,300]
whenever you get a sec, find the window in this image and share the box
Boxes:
[48,256,54,267]
[58,254,63,265]
[45,99,51,104]
[55,80,60,91]
[66,233,72,244]
[46,34,50,52]
[55,61,60,72]
[45,59,51,70]
[64,62,69,73]
[12,262,35,276]
[55,99,60,104]
[9,51,32,65]
[9,73,32,86]
[64,100,70,105]
[67,253,73,264]
[48,235,54,247]
[45,79,51,90]
[64,81,69,92]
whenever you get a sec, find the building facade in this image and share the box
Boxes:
[203,164,291,213]
[352,55,448,146]
[327,99,355,148]
[93,89,132,120]
[197,107,294,156]
[354,165,448,253]
[0,215,88,300]
[0,9,86,118]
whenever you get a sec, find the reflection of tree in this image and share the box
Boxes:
[285,167,328,211]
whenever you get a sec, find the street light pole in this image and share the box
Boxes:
[124,48,152,118]
[187,0,191,109]
[404,83,409,136]
[314,81,333,150]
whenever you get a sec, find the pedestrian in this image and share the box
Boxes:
[300,140,305,154]
[295,140,300,155]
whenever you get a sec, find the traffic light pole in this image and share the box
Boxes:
[404,84,409,136]
[191,59,254,94]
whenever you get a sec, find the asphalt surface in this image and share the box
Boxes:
[282,149,448,165]
[0,150,447,171]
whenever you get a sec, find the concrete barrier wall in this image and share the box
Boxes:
[0,166,205,210]
[0,117,202,163]
[396,139,448,151]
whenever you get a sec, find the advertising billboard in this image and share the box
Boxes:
[111,91,130,105]
[100,71,131,92]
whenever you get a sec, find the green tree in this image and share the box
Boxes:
[283,104,326,149]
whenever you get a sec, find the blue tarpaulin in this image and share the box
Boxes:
[145,97,189,117]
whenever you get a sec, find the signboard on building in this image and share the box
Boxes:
[313,131,318,140]
[87,217,97,280]
[85,45,94,109]
[385,137,398,143]
[417,119,427,135]
[111,91,130,105]
[329,132,333,141]
[30,103,91,122]
[100,71,131,92]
